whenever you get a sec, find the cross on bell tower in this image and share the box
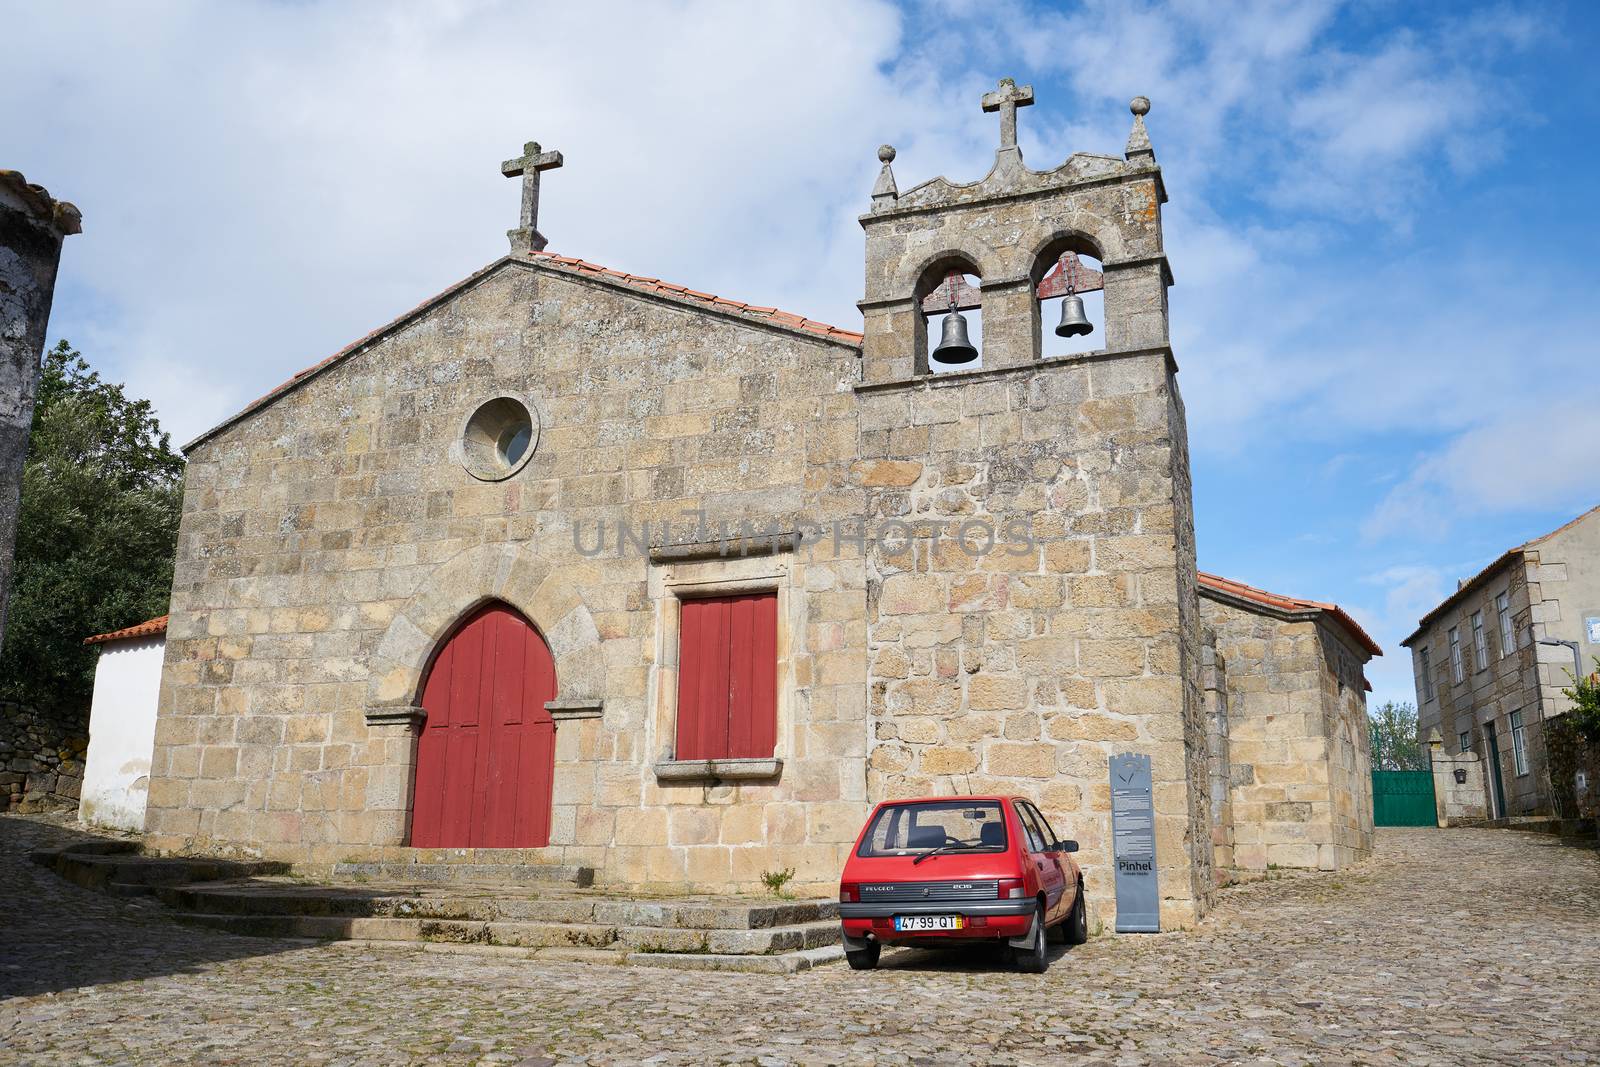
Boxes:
[981,78,1033,153]
[501,140,564,254]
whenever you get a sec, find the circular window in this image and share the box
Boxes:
[459,395,539,481]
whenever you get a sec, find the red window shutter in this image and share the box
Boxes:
[676,592,777,760]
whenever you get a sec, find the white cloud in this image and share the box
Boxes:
[1364,400,1600,542]
[2,0,934,445]
[3,0,1581,557]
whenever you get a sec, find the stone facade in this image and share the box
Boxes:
[1403,505,1600,818]
[852,90,1211,925]
[1198,574,1378,871]
[0,169,80,651]
[143,86,1228,929]
[145,260,869,895]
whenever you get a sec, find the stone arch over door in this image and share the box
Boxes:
[366,543,607,718]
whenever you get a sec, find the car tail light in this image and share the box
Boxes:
[839,883,859,903]
[996,878,1025,899]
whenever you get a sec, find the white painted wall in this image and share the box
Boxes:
[79,636,165,831]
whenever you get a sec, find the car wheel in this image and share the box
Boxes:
[1066,880,1089,945]
[845,941,881,971]
[1011,904,1048,974]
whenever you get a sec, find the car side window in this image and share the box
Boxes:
[1015,803,1048,852]
[1026,802,1060,849]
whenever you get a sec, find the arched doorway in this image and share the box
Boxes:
[409,602,556,848]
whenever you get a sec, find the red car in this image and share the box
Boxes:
[837,795,1087,972]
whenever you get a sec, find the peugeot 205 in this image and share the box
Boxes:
[836,795,1087,972]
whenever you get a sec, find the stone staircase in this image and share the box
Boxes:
[30,838,291,894]
[32,841,843,973]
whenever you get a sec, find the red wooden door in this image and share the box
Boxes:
[676,592,777,760]
[410,603,556,848]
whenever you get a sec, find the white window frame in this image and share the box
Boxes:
[1449,627,1464,683]
[1509,710,1529,777]
[1419,647,1435,703]
[1470,611,1488,672]
[1496,593,1513,658]
[1459,730,1471,755]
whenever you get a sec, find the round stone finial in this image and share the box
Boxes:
[1130,96,1151,117]
[878,144,896,164]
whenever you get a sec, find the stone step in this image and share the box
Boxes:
[323,938,845,974]
[629,944,845,974]
[30,846,289,890]
[27,839,139,863]
[159,881,836,929]
[329,861,594,888]
[172,912,841,956]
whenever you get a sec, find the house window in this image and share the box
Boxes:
[1471,612,1487,671]
[1419,647,1435,703]
[1449,627,1464,683]
[1496,593,1513,658]
[1459,730,1471,755]
[675,592,778,760]
[1510,710,1529,777]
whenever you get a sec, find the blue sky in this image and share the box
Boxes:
[5,1,1598,707]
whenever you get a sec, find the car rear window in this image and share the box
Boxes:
[856,800,1009,857]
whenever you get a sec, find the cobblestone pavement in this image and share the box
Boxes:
[3,814,1598,1065]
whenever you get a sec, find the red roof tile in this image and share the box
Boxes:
[84,615,168,646]
[525,251,863,343]
[1198,572,1382,658]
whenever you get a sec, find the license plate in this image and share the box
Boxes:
[893,914,966,931]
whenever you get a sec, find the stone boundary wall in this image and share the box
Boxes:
[1427,739,1489,825]
[0,700,86,811]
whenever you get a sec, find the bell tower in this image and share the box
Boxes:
[855,84,1214,929]
[859,83,1171,380]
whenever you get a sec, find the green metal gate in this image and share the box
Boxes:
[1372,770,1437,827]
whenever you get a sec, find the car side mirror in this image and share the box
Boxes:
[1056,839,1079,853]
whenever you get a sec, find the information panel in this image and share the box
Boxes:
[1109,752,1159,933]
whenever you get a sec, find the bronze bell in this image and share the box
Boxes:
[931,310,978,364]
[1055,293,1093,338]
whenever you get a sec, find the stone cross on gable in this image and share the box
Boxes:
[981,78,1034,150]
[501,140,564,254]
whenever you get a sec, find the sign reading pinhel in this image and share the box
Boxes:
[1109,752,1159,933]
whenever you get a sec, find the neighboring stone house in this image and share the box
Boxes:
[80,614,169,832]
[1402,504,1600,818]
[1197,573,1380,871]
[138,84,1372,929]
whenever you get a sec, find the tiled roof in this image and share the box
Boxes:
[1198,571,1383,658]
[528,252,863,343]
[184,253,862,452]
[1400,503,1600,646]
[84,615,168,646]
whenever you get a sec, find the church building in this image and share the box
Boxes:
[141,83,1374,930]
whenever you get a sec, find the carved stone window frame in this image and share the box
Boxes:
[646,548,793,782]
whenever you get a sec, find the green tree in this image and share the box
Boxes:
[1368,700,1427,771]
[0,341,183,713]
[1560,658,1600,744]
